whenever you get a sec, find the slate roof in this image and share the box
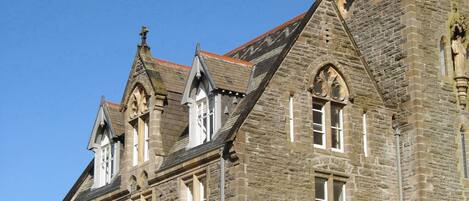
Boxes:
[199,51,252,93]
[67,3,317,199]
[147,57,191,93]
[158,7,312,171]
[103,101,124,136]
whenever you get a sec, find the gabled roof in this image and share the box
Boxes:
[199,51,252,93]
[87,99,124,150]
[63,159,94,201]
[159,7,313,171]
[225,12,306,62]
[145,57,191,93]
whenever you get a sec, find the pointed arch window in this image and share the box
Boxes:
[129,85,150,166]
[309,65,349,152]
[440,36,448,76]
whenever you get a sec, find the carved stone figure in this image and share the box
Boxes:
[452,33,467,77]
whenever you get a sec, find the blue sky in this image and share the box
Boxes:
[0,1,312,200]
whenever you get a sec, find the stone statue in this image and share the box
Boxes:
[452,33,467,77]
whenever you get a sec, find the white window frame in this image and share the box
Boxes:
[363,112,368,157]
[331,105,344,153]
[189,86,217,148]
[313,102,326,149]
[315,177,328,201]
[132,126,138,166]
[144,119,149,162]
[334,180,346,201]
[289,95,295,142]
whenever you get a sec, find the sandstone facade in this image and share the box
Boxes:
[65,0,469,201]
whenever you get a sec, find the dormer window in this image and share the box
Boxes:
[88,102,121,189]
[195,87,215,144]
[188,85,217,148]
[98,129,115,186]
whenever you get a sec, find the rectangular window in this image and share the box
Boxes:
[144,119,149,162]
[132,126,138,166]
[313,102,325,148]
[363,113,368,157]
[181,175,207,201]
[331,104,343,152]
[333,180,346,201]
[315,176,346,201]
[289,95,294,142]
[315,177,327,201]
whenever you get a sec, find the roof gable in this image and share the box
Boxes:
[87,99,123,150]
[221,0,386,143]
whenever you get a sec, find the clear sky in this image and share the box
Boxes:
[0,0,313,200]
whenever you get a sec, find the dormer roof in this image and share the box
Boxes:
[87,99,124,150]
[199,51,252,93]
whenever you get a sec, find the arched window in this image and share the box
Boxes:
[440,36,448,76]
[129,85,150,166]
[309,65,349,152]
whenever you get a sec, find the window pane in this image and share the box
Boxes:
[333,181,345,201]
[331,105,341,128]
[314,132,324,145]
[313,110,323,125]
[313,103,323,110]
[331,128,341,149]
[313,124,323,131]
[315,177,327,200]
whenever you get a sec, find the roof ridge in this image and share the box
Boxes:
[224,12,306,56]
[150,57,191,70]
[200,51,253,67]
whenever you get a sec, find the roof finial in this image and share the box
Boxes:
[195,42,201,55]
[140,26,149,46]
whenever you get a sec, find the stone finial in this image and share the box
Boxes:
[139,26,149,46]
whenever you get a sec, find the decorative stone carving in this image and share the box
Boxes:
[450,7,469,110]
[452,28,467,77]
[130,86,149,118]
[310,65,348,102]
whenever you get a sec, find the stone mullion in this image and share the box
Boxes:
[325,101,332,150]
[138,118,145,164]
[327,176,333,201]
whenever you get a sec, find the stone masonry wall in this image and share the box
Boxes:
[233,1,398,200]
[347,0,469,200]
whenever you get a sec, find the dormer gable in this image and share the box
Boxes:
[87,98,123,189]
[181,45,253,148]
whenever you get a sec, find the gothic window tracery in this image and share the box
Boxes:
[129,85,150,166]
[310,65,348,152]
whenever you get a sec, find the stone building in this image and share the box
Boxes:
[64,0,469,200]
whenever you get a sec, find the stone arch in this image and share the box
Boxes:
[140,170,149,187]
[129,175,138,192]
[128,84,150,118]
[307,64,350,103]
[305,56,356,102]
